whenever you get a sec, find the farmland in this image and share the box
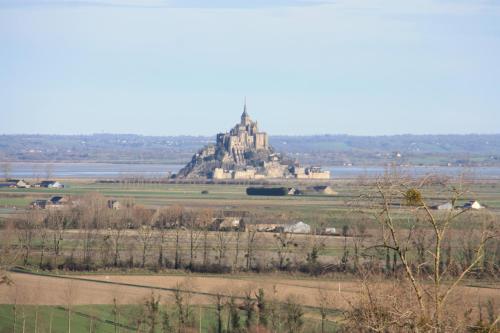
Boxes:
[0,176,499,332]
[1,178,500,225]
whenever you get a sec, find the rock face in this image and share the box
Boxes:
[177,104,293,179]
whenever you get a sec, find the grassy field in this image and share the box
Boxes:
[0,303,339,333]
[0,303,260,333]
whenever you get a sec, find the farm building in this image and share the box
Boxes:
[246,187,289,196]
[247,223,282,232]
[14,179,31,188]
[0,181,17,188]
[2,179,31,188]
[38,180,64,188]
[323,227,338,235]
[107,199,121,210]
[31,196,70,209]
[283,221,311,234]
[211,217,245,231]
[30,199,48,209]
[462,200,484,210]
[433,202,454,210]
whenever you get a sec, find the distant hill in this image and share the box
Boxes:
[0,133,499,167]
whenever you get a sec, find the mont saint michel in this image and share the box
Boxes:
[177,103,330,180]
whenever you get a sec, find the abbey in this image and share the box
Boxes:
[176,103,330,180]
[216,104,269,164]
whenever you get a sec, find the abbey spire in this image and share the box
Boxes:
[241,98,250,126]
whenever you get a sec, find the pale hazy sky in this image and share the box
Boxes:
[1,0,499,136]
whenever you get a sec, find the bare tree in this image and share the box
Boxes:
[45,163,54,180]
[233,226,242,272]
[245,229,258,271]
[0,220,19,286]
[143,292,161,333]
[212,292,225,333]
[155,207,170,268]
[283,296,304,333]
[108,209,129,267]
[347,173,499,332]
[164,205,184,269]
[134,206,156,268]
[79,193,108,265]
[185,209,202,268]
[214,228,231,267]
[198,208,213,267]
[304,230,326,272]
[172,282,193,332]
[273,231,297,271]
[37,216,49,268]
[17,210,41,265]
[316,286,334,333]
[47,208,69,267]
[351,220,368,273]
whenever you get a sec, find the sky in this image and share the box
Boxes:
[0,0,499,136]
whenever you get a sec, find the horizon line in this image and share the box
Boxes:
[1,132,500,137]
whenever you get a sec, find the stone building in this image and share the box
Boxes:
[217,104,269,156]
[291,166,330,180]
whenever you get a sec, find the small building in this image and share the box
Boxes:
[211,217,245,231]
[293,166,330,180]
[30,199,48,209]
[14,179,31,188]
[283,221,311,234]
[433,202,454,210]
[47,196,68,209]
[246,187,289,196]
[247,223,283,232]
[0,182,17,188]
[323,227,338,235]
[462,200,484,210]
[39,180,64,188]
[3,179,30,188]
[107,199,121,210]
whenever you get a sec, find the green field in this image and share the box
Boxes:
[0,303,339,333]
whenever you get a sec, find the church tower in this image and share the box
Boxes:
[241,99,251,126]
